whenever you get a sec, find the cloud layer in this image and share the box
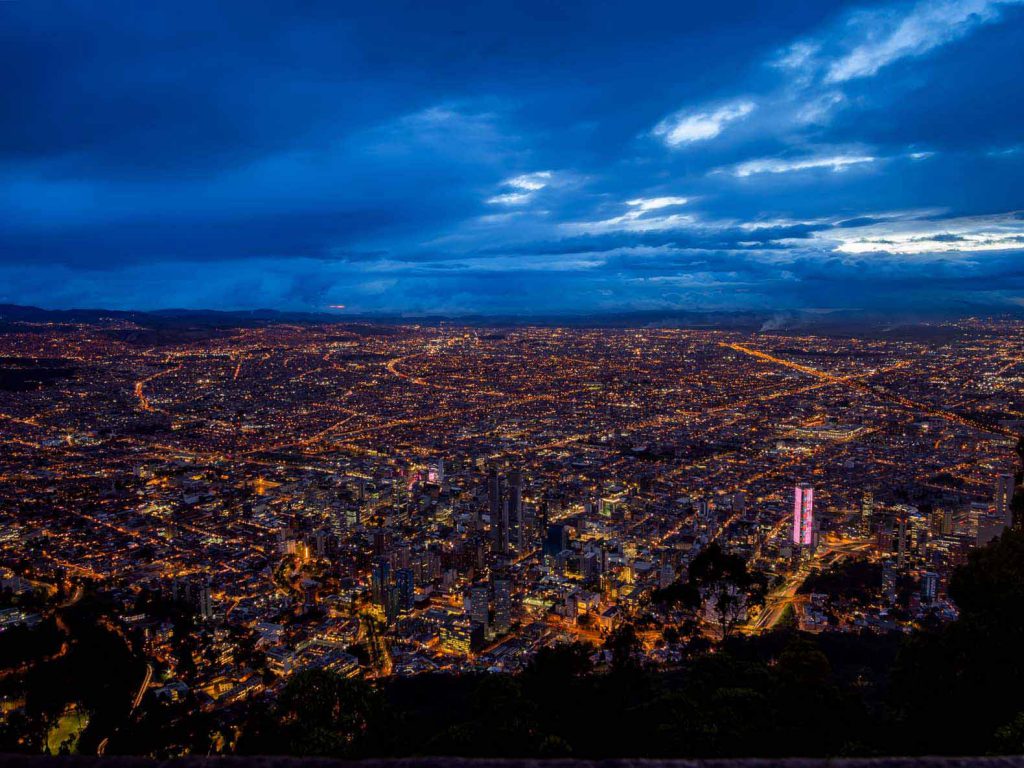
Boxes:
[0,0,1022,315]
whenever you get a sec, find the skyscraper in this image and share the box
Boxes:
[793,484,814,547]
[995,472,1015,527]
[921,572,939,604]
[488,467,508,553]
[470,583,490,639]
[192,578,214,621]
[487,467,526,555]
[383,583,401,625]
[492,576,511,634]
[860,492,874,534]
[896,512,908,569]
[395,567,415,613]
[941,506,953,536]
[496,497,510,554]
[543,523,568,560]
[371,559,391,605]
[172,577,214,621]
[487,467,502,521]
[507,470,524,552]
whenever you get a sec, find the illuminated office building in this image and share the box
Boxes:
[995,472,1015,527]
[793,484,814,547]
[860,492,874,534]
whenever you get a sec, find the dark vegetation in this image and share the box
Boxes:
[0,594,146,754]
[0,358,75,392]
[0,617,63,669]
[799,559,883,604]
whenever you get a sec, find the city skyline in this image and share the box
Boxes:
[2,0,1024,315]
[5,1,1024,761]
[2,292,1024,756]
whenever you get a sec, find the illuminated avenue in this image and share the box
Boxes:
[1,316,1022,728]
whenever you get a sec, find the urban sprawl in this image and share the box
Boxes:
[1,318,1022,738]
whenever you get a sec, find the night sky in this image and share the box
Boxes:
[2,0,1023,315]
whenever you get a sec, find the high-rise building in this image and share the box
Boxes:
[793,484,814,546]
[488,467,508,553]
[995,472,1015,527]
[438,615,471,655]
[921,571,939,603]
[695,499,710,521]
[302,579,319,613]
[395,567,415,613]
[507,470,524,552]
[860,492,874,534]
[487,468,526,555]
[193,579,213,621]
[941,506,954,536]
[896,513,908,568]
[659,563,675,589]
[171,577,214,621]
[470,583,490,639]
[372,528,390,556]
[382,583,401,625]
[731,491,746,514]
[371,559,391,605]
[487,467,502,521]
[496,497,511,554]
[492,576,511,634]
[543,523,568,560]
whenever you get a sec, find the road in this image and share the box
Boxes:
[742,537,872,633]
[722,342,1018,439]
[0,582,82,682]
[131,663,154,711]
[133,363,182,413]
[356,611,393,677]
[57,584,84,608]
[96,662,152,756]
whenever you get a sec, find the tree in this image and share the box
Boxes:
[524,641,593,680]
[799,559,881,606]
[892,526,1024,754]
[688,543,765,639]
[239,669,390,757]
[604,623,641,671]
[651,580,700,610]
[274,670,388,756]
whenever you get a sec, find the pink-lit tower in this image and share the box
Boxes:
[792,483,814,546]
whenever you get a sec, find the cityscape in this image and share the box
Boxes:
[3,0,1024,760]
[2,311,1024,755]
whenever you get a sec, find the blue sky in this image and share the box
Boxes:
[2,0,1023,315]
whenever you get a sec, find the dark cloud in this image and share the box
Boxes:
[1,0,1022,313]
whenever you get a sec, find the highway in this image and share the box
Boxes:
[133,362,182,414]
[131,663,154,711]
[97,662,152,756]
[722,342,1018,439]
[742,537,872,634]
[57,584,84,609]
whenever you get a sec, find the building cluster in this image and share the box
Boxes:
[0,317,1021,716]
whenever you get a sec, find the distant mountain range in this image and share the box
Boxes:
[0,303,1016,337]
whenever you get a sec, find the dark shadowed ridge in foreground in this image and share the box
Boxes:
[3,758,1024,768]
